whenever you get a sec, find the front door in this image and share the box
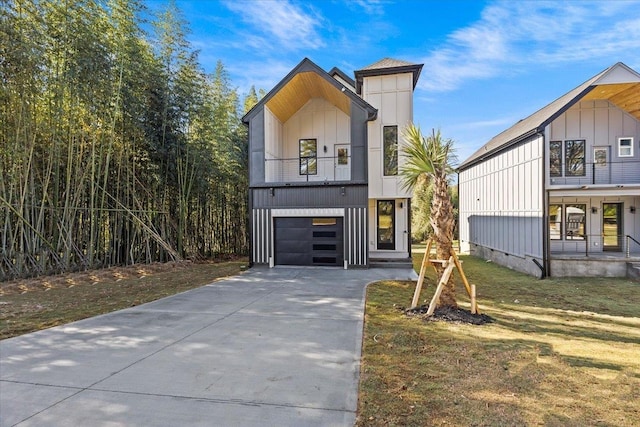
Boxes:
[334,144,350,180]
[602,203,623,251]
[377,200,395,250]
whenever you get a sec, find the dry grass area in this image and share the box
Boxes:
[357,252,640,426]
[0,258,247,340]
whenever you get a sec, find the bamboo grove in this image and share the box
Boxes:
[1,0,253,280]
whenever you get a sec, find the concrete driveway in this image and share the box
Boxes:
[1,266,416,427]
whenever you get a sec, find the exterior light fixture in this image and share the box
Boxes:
[591,206,598,214]
[340,187,345,196]
[631,206,636,214]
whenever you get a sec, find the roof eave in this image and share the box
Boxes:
[354,63,424,94]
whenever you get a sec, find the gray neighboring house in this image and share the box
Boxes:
[458,62,640,278]
[242,58,423,268]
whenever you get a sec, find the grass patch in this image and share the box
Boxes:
[357,252,640,426]
[0,259,247,340]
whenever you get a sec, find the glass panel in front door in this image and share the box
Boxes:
[602,203,622,251]
[377,200,395,250]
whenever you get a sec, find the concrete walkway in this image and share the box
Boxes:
[1,266,416,427]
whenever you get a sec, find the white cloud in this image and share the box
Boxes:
[419,0,640,92]
[226,59,297,95]
[223,0,325,51]
[347,0,385,15]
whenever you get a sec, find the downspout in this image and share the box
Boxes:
[541,130,550,278]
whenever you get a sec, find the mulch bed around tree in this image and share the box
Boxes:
[404,305,494,325]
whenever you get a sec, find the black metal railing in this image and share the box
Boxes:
[549,160,640,186]
[264,155,351,183]
[626,235,640,258]
[552,233,640,257]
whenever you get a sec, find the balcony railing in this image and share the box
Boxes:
[550,233,640,257]
[549,160,640,186]
[264,155,351,183]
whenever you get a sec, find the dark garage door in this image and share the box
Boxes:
[274,217,344,266]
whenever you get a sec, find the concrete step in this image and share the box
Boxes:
[626,262,640,281]
[369,258,414,269]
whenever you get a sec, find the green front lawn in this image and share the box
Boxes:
[357,251,640,426]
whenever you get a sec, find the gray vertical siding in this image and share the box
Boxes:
[350,103,369,182]
[459,133,544,276]
[249,108,265,186]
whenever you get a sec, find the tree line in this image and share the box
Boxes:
[1,0,256,280]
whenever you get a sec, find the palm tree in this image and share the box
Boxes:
[400,124,458,308]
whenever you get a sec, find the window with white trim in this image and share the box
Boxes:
[618,137,633,157]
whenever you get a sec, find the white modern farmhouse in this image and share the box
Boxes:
[242,58,423,268]
[458,62,640,278]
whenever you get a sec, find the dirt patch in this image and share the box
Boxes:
[405,305,494,325]
[0,261,197,296]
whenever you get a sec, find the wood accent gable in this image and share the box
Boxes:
[583,82,640,121]
[265,72,351,123]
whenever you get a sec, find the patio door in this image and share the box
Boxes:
[602,203,623,251]
[377,200,395,250]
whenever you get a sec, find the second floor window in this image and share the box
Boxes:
[550,139,585,177]
[383,125,398,176]
[618,137,634,157]
[299,139,317,175]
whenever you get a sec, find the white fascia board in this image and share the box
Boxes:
[270,208,346,217]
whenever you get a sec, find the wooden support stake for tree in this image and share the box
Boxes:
[471,284,477,314]
[411,239,432,308]
[450,248,480,314]
[426,256,455,316]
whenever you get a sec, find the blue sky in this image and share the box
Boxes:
[150,0,640,164]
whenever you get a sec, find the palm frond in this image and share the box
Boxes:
[399,124,457,192]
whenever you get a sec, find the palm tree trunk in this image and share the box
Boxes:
[431,172,457,308]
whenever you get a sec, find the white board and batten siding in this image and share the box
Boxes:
[283,98,350,182]
[459,134,545,275]
[547,100,640,187]
[263,99,351,183]
[363,73,414,199]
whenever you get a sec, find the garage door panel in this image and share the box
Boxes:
[274,217,343,267]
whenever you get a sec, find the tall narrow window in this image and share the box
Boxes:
[618,137,633,157]
[299,139,317,175]
[383,125,398,176]
[564,140,585,176]
[549,141,562,177]
[549,204,562,240]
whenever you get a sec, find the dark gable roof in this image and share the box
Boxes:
[242,58,377,124]
[328,67,355,89]
[459,62,640,171]
[354,57,424,94]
